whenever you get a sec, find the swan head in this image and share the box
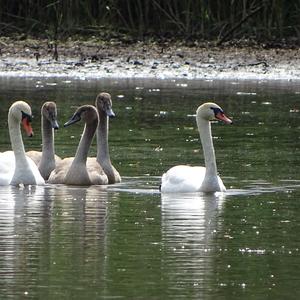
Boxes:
[64,105,99,127]
[9,101,34,137]
[197,102,232,124]
[42,101,59,130]
[95,92,115,118]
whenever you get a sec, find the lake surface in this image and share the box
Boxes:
[0,77,299,299]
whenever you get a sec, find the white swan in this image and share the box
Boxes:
[86,92,121,184]
[48,105,108,185]
[0,101,45,186]
[27,101,61,180]
[160,102,232,193]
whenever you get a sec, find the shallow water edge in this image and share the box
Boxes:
[1,47,300,81]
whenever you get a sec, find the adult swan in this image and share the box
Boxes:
[160,102,232,193]
[0,101,45,186]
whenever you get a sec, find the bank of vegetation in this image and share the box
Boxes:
[0,0,299,46]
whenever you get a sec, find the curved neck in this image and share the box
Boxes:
[41,115,55,162]
[197,118,217,177]
[72,121,97,165]
[8,116,28,168]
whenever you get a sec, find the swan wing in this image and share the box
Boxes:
[54,155,62,163]
[48,157,73,184]
[49,157,109,185]
[89,158,121,184]
[0,151,45,185]
[0,151,15,185]
[26,151,61,166]
[217,176,226,192]
[26,150,42,165]
[161,165,206,193]
[25,156,45,185]
[111,166,121,183]
[27,151,61,180]
[86,158,108,185]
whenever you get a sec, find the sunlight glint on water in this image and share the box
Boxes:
[0,77,299,299]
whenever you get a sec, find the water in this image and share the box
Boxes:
[0,77,299,299]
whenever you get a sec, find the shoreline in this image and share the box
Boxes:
[1,38,300,81]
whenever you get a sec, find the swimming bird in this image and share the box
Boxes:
[48,105,108,185]
[0,101,45,186]
[27,101,61,180]
[87,92,121,184]
[160,102,232,193]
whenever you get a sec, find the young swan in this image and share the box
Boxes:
[48,105,108,185]
[86,92,121,184]
[160,102,232,193]
[27,101,61,180]
[0,101,45,186]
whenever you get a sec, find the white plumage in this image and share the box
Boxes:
[161,102,232,193]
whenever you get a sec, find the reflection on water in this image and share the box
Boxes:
[161,192,225,245]
[0,77,300,299]
[160,192,225,298]
[0,185,109,298]
[0,186,50,297]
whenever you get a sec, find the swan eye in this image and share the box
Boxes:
[21,111,32,122]
[210,107,224,117]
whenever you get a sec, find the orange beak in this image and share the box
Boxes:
[22,118,34,137]
[216,112,233,124]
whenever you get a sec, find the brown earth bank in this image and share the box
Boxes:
[0,37,300,80]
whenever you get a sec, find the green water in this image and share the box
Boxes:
[0,77,299,299]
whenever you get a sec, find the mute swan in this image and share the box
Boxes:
[27,101,61,180]
[160,102,232,193]
[48,105,108,185]
[0,101,45,186]
[86,92,121,184]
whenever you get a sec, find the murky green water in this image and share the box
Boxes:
[0,77,299,299]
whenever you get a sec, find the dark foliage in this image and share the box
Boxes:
[0,0,299,44]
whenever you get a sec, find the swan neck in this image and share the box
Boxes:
[197,118,217,176]
[73,121,97,165]
[8,116,28,166]
[97,112,111,164]
[41,116,55,161]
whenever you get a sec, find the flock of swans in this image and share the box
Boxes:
[0,92,232,193]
